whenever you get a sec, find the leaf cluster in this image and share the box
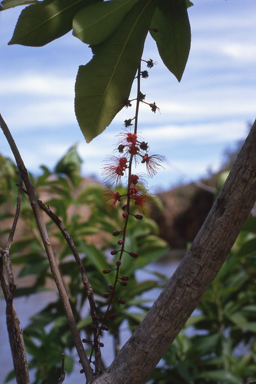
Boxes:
[149,207,256,383]
[3,0,192,142]
[0,146,168,383]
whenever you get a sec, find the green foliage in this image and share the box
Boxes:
[149,218,256,384]
[150,0,191,81]
[6,0,191,141]
[8,0,100,46]
[0,147,168,382]
[73,0,138,45]
[0,0,37,11]
[54,143,82,187]
[75,0,158,142]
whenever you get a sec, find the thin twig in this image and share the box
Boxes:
[58,353,66,383]
[3,179,22,285]
[0,179,30,384]
[0,114,93,382]
[134,62,141,135]
[20,185,102,373]
[35,195,102,373]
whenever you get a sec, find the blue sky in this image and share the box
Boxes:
[1,0,256,192]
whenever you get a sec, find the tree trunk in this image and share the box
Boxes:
[91,119,256,384]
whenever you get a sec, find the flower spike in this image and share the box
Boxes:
[141,154,164,177]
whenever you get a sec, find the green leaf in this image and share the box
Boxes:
[63,355,74,374]
[4,369,15,383]
[18,257,49,277]
[75,0,157,142]
[23,334,43,358]
[125,311,147,323]
[150,0,191,81]
[228,312,247,328]
[79,242,110,276]
[185,315,207,327]
[242,217,256,232]
[73,0,138,45]
[8,0,99,46]
[236,237,256,257]
[77,316,92,329]
[0,0,37,11]
[244,322,256,332]
[186,0,193,8]
[196,370,242,384]
[126,242,168,275]
[54,143,82,187]
[126,280,158,298]
[193,333,221,356]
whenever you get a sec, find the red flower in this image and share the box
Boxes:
[133,193,155,217]
[141,154,164,177]
[102,190,121,211]
[116,131,144,162]
[102,156,128,185]
[125,133,137,145]
[129,174,139,185]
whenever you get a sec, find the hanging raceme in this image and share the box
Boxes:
[82,58,164,369]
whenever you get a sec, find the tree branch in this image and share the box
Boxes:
[92,119,256,383]
[0,180,30,384]
[35,196,101,373]
[0,114,93,383]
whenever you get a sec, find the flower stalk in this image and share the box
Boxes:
[87,59,164,368]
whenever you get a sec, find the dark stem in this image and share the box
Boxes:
[22,190,102,374]
[134,63,141,134]
[92,63,142,362]
[0,179,30,384]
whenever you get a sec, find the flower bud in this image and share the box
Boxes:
[112,230,121,236]
[129,252,138,258]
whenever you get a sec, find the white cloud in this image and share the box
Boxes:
[141,121,248,144]
[1,74,74,97]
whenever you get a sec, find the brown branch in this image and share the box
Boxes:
[0,180,30,384]
[57,353,66,384]
[35,197,102,373]
[91,120,256,384]
[2,180,22,284]
[0,114,93,382]
[20,185,102,373]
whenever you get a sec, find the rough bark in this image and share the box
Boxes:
[92,119,256,384]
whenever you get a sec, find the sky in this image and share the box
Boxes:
[1,0,256,194]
